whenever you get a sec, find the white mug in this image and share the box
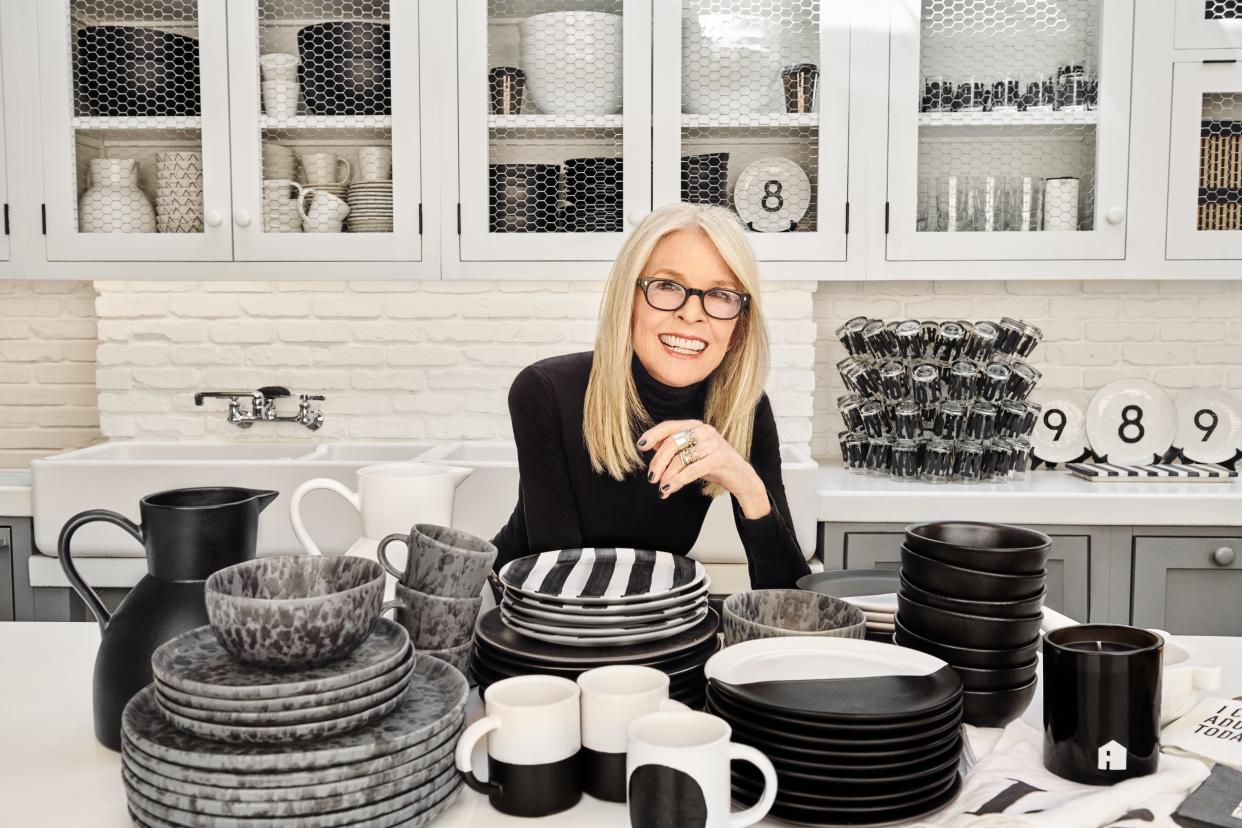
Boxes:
[456,675,583,818]
[627,710,777,828]
[262,144,296,180]
[261,79,299,117]
[299,189,350,232]
[356,146,392,182]
[1043,176,1080,231]
[259,52,299,83]
[262,179,303,232]
[578,666,686,803]
[300,152,351,186]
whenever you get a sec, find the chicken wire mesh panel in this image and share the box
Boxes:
[1206,1,1242,19]
[915,0,1102,234]
[486,0,624,233]
[1197,94,1242,231]
[69,0,204,234]
[256,0,392,234]
[681,0,821,233]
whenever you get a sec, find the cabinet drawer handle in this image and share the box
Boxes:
[1212,546,1235,566]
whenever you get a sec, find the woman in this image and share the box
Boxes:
[490,202,809,590]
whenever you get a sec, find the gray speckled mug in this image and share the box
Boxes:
[377,524,498,599]
[382,582,483,649]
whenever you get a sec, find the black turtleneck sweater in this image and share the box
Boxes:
[490,351,810,589]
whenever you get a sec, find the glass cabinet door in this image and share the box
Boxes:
[652,0,850,262]
[228,0,422,262]
[37,0,232,260]
[0,1,13,264]
[457,0,651,261]
[886,0,1132,261]
[1166,62,1242,259]
[1175,0,1242,49]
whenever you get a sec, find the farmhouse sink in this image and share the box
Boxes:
[30,441,436,557]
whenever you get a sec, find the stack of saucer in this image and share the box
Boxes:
[346,181,393,232]
[797,568,899,642]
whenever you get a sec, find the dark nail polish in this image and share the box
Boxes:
[647,472,654,482]
[661,484,670,492]
[637,438,647,448]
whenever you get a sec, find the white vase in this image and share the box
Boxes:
[79,158,156,233]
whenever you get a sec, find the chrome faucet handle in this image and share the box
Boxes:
[257,386,291,399]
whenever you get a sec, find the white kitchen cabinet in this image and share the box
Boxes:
[1175,0,1242,49]
[1166,59,1242,259]
[37,0,234,261]
[884,0,1134,262]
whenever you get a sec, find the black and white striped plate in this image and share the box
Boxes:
[503,593,708,626]
[1066,461,1237,482]
[498,548,706,604]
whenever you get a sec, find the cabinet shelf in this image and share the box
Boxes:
[259,115,393,130]
[488,115,624,132]
[72,116,202,131]
[681,113,820,128]
[918,110,1099,128]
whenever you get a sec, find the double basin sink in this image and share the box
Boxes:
[30,441,819,566]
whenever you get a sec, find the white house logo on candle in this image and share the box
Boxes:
[1097,740,1127,771]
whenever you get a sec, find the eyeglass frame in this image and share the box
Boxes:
[636,277,751,321]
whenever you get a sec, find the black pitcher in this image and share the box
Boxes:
[58,486,278,750]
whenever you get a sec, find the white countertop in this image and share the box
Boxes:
[817,464,1242,527]
[2,623,1239,828]
[0,470,31,517]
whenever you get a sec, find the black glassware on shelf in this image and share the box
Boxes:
[489,66,526,115]
[75,26,201,117]
[298,22,391,115]
[781,63,819,113]
[490,164,559,233]
[57,486,278,750]
[681,153,729,206]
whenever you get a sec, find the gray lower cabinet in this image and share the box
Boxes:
[0,525,12,621]
[0,518,34,622]
[1130,530,1242,635]
[820,523,1124,624]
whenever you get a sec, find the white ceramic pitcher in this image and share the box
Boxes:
[289,463,473,596]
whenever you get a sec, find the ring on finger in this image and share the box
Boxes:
[673,428,697,450]
[678,445,699,467]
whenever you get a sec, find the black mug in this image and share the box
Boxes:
[1043,625,1163,785]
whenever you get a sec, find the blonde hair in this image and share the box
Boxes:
[583,203,771,498]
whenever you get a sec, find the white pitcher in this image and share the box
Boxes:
[289,463,474,595]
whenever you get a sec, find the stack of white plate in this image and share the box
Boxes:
[154,152,203,233]
[797,568,899,642]
[497,548,710,647]
[346,181,393,232]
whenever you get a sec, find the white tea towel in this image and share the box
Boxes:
[910,720,1210,828]
[1163,697,1242,772]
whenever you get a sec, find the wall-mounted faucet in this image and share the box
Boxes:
[194,386,325,430]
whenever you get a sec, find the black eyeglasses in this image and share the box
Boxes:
[637,277,750,321]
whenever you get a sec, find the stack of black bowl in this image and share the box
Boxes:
[895,521,1049,727]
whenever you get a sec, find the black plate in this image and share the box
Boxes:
[472,648,706,698]
[900,545,1045,602]
[473,629,719,675]
[706,662,962,721]
[953,659,1039,692]
[905,521,1050,574]
[734,773,962,826]
[471,640,712,683]
[894,615,1039,669]
[474,606,719,665]
[899,572,1045,619]
[897,592,1043,649]
[733,760,960,808]
[730,734,961,792]
[707,680,962,737]
[962,676,1038,727]
[727,724,963,776]
[796,569,901,600]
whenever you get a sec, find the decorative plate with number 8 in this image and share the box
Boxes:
[733,157,811,233]
[1174,389,1242,464]
[1086,379,1178,465]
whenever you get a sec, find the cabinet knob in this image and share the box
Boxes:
[627,209,648,227]
[204,210,223,228]
[1105,207,1125,225]
[1212,546,1235,566]
[233,209,252,228]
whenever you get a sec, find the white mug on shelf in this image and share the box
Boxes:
[298,189,351,233]
[261,79,300,117]
[262,144,297,180]
[300,152,351,186]
[1042,177,1080,231]
[262,179,303,233]
[356,146,392,182]
[259,52,299,83]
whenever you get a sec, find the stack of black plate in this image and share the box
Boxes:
[471,606,718,709]
[704,638,964,826]
[896,521,1049,727]
[797,569,900,643]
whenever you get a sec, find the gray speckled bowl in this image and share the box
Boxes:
[722,589,866,647]
[206,556,385,668]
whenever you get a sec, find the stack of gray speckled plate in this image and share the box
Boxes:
[122,619,468,827]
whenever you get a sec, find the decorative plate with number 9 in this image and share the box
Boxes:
[1086,379,1178,465]
[1174,389,1242,464]
[1027,390,1090,464]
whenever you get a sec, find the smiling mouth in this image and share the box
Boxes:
[659,333,707,357]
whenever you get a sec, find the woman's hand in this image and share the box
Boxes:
[637,420,771,519]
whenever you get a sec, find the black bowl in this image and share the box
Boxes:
[961,675,1038,727]
[489,164,559,232]
[297,22,391,115]
[899,572,1045,619]
[681,152,729,205]
[894,615,1039,669]
[75,26,201,117]
[900,544,1045,602]
[905,521,1050,575]
[951,659,1038,692]
[897,592,1042,649]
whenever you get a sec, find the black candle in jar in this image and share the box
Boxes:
[966,400,999,441]
[933,400,967,440]
[879,360,910,402]
[953,440,985,483]
[893,400,922,439]
[895,319,924,360]
[979,361,1013,402]
[922,439,955,484]
[933,321,967,362]
[947,360,980,401]
[965,320,1000,361]
[911,362,942,407]
[838,393,866,432]
[1007,361,1040,400]
[890,439,921,481]
[862,320,898,359]
[865,436,893,476]
[859,400,889,438]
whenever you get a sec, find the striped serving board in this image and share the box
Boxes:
[1066,462,1238,483]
